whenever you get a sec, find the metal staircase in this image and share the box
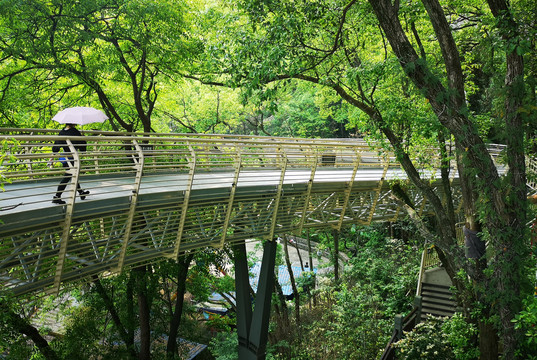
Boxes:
[380,251,457,360]
[416,245,457,319]
[420,279,456,320]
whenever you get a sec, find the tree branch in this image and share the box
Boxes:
[0,301,59,360]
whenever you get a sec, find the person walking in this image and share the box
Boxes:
[51,123,89,204]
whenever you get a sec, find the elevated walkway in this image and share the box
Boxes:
[0,130,459,297]
[0,129,506,297]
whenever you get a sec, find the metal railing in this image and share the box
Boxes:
[380,297,422,360]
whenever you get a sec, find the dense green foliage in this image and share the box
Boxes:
[289,236,418,359]
[0,0,201,132]
[512,295,537,358]
[394,315,479,360]
[208,226,422,360]
[198,0,537,357]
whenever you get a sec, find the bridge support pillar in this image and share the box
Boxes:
[233,239,277,360]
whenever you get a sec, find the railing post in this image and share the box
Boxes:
[394,314,403,341]
[116,139,145,273]
[416,247,427,297]
[53,139,80,294]
[173,142,196,258]
[269,146,287,241]
[297,145,317,235]
[414,295,422,325]
[337,147,361,230]
[366,160,390,224]
[219,147,241,248]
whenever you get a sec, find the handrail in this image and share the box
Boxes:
[0,128,507,157]
[0,133,404,213]
[379,297,422,360]
[0,128,376,148]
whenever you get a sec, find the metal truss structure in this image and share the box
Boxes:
[1,128,494,297]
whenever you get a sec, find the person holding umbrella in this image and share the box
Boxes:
[51,123,90,204]
[50,107,108,204]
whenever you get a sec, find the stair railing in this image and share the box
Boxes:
[379,296,422,360]
[415,221,466,296]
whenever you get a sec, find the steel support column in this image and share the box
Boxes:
[234,239,277,360]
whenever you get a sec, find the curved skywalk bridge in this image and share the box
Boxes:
[0,129,501,297]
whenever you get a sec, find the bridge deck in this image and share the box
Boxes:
[1,167,411,236]
[1,167,406,213]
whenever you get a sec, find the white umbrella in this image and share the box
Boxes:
[52,106,108,125]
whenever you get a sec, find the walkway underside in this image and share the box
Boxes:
[2,176,453,296]
[0,130,479,296]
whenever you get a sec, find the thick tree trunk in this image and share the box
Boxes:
[437,131,456,227]
[486,1,527,358]
[367,1,528,358]
[472,254,499,358]
[166,254,194,359]
[479,319,499,359]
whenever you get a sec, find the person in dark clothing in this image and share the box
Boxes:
[51,123,89,204]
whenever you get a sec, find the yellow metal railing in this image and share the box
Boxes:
[1,131,412,295]
[416,222,466,296]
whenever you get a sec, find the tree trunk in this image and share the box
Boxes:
[307,230,314,272]
[93,277,138,359]
[477,284,499,360]
[437,131,456,228]
[274,275,290,331]
[1,301,59,360]
[293,236,305,271]
[367,1,528,357]
[135,265,152,360]
[166,254,194,359]
[307,229,316,307]
[485,1,527,358]
[126,273,136,350]
[471,253,499,358]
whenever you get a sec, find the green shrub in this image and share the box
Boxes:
[512,296,537,359]
[209,331,238,360]
[394,314,479,360]
[394,316,455,360]
[443,313,480,360]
